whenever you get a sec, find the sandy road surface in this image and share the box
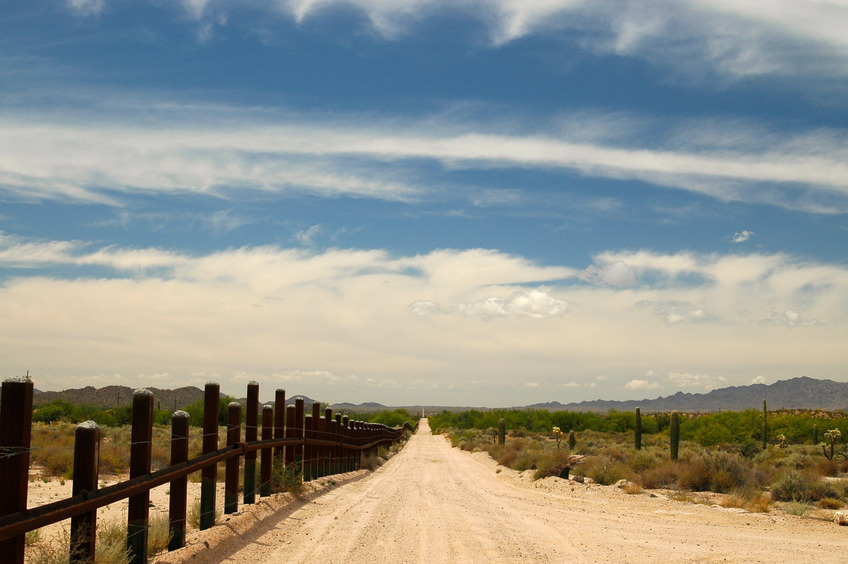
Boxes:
[160,419,847,563]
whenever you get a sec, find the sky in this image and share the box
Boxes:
[1,0,847,407]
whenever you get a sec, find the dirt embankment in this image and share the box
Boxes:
[141,419,847,563]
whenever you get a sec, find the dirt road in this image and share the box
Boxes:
[160,419,847,563]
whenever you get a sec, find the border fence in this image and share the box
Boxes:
[0,378,410,564]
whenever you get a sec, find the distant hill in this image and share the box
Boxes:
[525,377,848,412]
[30,385,319,411]
[21,376,847,414]
[32,385,205,410]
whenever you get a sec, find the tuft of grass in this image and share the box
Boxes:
[818,497,844,509]
[784,501,809,516]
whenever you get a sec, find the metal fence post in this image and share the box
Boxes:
[225,402,241,515]
[285,405,296,468]
[294,398,304,475]
[70,420,100,563]
[260,405,273,497]
[128,389,154,564]
[0,377,33,564]
[200,382,219,530]
[244,382,259,504]
[273,389,286,474]
[168,410,190,551]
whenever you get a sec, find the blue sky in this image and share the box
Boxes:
[1,0,847,406]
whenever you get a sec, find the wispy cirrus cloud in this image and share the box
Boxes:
[151,0,848,80]
[2,109,846,213]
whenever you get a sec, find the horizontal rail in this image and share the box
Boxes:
[0,431,405,542]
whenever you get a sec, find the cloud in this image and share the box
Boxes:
[407,300,447,316]
[2,106,847,214]
[751,376,767,385]
[66,0,105,16]
[582,260,636,288]
[666,371,728,390]
[2,237,847,403]
[637,300,711,325]
[760,308,822,327]
[733,230,755,243]
[166,0,848,80]
[625,379,662,390]
[458,290,570,319]
[295,225,323,246]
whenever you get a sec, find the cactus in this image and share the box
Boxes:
[567,429,576,450]
[634,407,642,451]
[813,424,818,445]
[762,399,768,450]
[669,410,680,461]
[498,418,506,445]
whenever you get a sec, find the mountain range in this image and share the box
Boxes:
[525,376,848,412]
[21,376,848,413]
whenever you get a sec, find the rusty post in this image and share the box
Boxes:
[273,389,286,473]
[303,414,314,481]
[294,398,304,475]
[168,410,190,552]
[335,414,343,475]
[341,415,352,472]
[310,402,321,480]
[317,417,326,478]
[244,382,259,505]
[224,402,241,515]
[284,405,296,468]
[260,405,273,497]
[200,382,219,530]
[324,408,333,476]
[325,418,334,475]
[128,389,154,564]
[0,377,33,564]
[70,420,100,563]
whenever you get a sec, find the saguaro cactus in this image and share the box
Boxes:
[762,399,769,450]
[567,429,576,450]
[498,418,506,445]
[634,407,642,451]
[669,410,680,461]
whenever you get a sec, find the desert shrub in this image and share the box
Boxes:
[676,455,711,491]
[578,455,631,485]
[624,448,663,473]
[771,470,836,502]
[636,461,678,489]
[531,449,575,480]
[818,497,844,509]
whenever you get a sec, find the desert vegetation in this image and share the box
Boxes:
[431,407,848,515]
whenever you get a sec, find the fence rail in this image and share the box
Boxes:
[0,378,409,564]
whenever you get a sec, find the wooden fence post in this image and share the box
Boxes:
[168,410,190,552]
[200,382,219,530]
[225,402,241,515]
[244,382,259,505]
[128,389,153,564]
[70,421,100,563]
[0,377,33,564]
[260,405,273,497]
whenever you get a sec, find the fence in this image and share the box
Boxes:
[0,378,410,564]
